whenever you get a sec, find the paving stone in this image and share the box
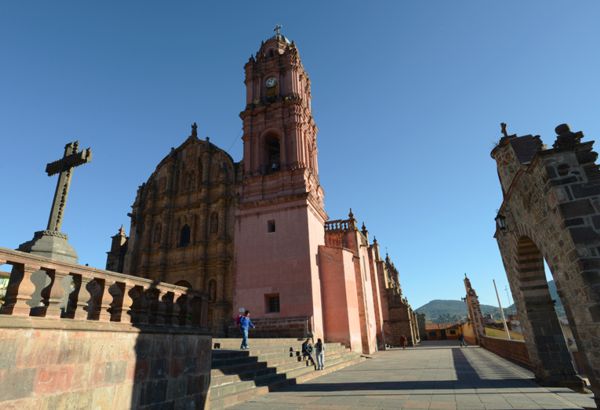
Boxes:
[229,341,596,409]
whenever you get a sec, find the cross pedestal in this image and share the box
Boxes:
[18,141,92,264]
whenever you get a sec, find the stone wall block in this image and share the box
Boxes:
[559,199,595,218]
[0,341,17,369]
[104,361,127,385]
[34,365,74,395]
[16,333,59,367]
[570,226,600,244]
[139,379,168,406]
[166,376,188,401]
[91,385,117,410]
[57,337,91,364]
[0,367,36,401]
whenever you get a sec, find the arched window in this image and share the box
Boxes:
[179,224,191,247]
[208,279,217,302]
[265,135,280,173]
[210,212,219,234]
[153,223,162,244]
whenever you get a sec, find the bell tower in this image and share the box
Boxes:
[234,27,327,338]
[239,26,324,210]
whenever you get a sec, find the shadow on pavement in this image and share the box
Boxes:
[276,346,535,393]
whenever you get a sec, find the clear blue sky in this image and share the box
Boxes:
[1,1,599,309]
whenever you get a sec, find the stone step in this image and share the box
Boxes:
[209,353,364,409]
[212,338,301,347]
[210,350,351,385]
[211,350,349,381]
[212,345,348,365]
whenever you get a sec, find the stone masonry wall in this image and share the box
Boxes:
[0,317,211,410]
[493,125,600,403]
[481,336,532,370]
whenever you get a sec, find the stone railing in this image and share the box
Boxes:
[324,219,351,231]
[481,335,532,370]
[0,247,208,328]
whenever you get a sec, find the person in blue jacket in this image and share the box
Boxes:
[239,310,255,350]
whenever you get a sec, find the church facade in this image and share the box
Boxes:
[106,30,418,353]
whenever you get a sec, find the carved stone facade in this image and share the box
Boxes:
[107,126,238,336]
[492,124,600,406]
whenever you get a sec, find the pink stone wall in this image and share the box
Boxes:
[356,244,378,354]
[234,201,325,338]
[367,246,385,348]
[0,317,211,409]
[318,245,362,352]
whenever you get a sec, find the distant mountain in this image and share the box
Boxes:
[416,280,564,323]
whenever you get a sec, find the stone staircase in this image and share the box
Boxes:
[208,338,363,409]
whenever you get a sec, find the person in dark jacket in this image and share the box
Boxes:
[301,338,315,367]
[315,338,325,370]
[239,310,255,350]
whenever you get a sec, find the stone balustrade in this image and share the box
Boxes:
[0,247,208,328]
[0,247,212,409]
[324,219,351,231]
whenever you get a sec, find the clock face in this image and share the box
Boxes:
[265,76,277,88]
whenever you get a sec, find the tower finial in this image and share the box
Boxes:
[274,24,282,38]
[191,122,198,138]
[348,208,354,220]
[500,122,509,138]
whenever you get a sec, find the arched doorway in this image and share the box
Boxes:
[514,236,579,386]
[491,124,600,404]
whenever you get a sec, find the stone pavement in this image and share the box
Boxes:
[229,341,595,410]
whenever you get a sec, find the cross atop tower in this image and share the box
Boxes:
[274,24,282,37]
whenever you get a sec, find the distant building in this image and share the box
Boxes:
[425,323,462,340]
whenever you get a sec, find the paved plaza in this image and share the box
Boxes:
[230,341,595,410]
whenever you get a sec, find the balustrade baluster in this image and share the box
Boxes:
[171,291,183,325]
[135,286,150,324]
[153,288,167,325]
[46,270,68,319]
[73,276,93,320]
[175,293,189,326]
[121,283,136,324]
[1,263,39,316]
[98,280,114,322]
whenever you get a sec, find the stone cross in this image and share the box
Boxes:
[274,24,282,37]
[45,141,92,232]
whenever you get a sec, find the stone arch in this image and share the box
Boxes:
[510,235,578,385]
[492,124,600,402]
[262,131,281,174]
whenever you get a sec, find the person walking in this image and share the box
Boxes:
[400,334,407,349]
[315,338,325,370]
[301,338,316,367]
[458,333,466,347]
[239,310,255,350]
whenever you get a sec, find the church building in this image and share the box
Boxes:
[106,29,419,353]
